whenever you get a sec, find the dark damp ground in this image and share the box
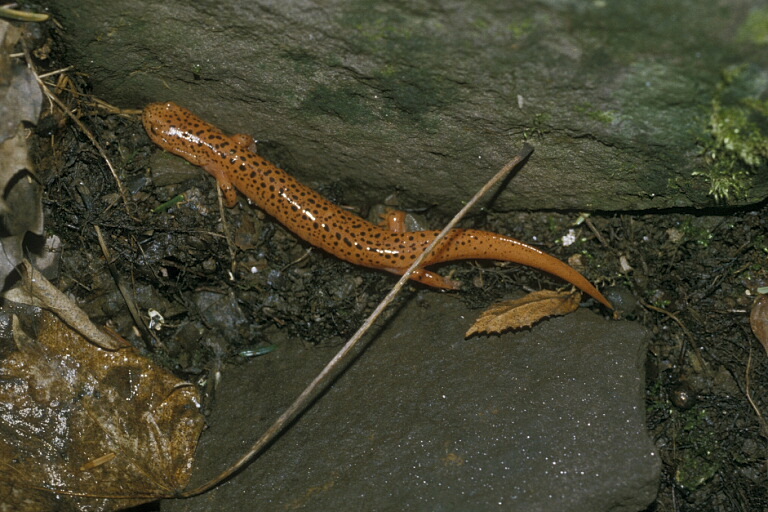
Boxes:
[31,79,768,512]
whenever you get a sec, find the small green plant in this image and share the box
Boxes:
[694,66,768,201]
[679,219,715,247]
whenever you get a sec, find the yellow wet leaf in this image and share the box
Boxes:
[0,312,205,511]
[466,290,582,337]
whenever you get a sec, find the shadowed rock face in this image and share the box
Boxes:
[164,293,656,511]
[52,0,768,211]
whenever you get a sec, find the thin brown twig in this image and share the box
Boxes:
[745,346,768,437]
[215,186,239,277]
[0,5,49,22]
[178,143,534,497]
[36,65,73,79]
[94,225,161,349]
[583,216,609,247]
[639,299,707,372]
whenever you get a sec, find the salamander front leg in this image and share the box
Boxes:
[203,163,238,207]
[232,133,258,153]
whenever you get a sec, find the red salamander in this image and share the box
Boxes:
[142,102,612,309]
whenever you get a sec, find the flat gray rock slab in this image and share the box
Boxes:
[164,293,658,511]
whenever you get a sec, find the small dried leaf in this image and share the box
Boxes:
[750,295,768,354]
[5,260,123,350]
[466,289,582,337]
[0,312,205,511]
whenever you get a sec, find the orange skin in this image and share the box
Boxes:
[142,102,612,309]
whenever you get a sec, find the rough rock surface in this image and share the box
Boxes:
[49,0,768,211]
[162,293,658,511]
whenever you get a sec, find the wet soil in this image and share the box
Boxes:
[31,85,768,511]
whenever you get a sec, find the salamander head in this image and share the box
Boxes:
[142,102,178,145]
[142,101,210,165]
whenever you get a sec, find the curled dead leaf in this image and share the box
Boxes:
[466,289,582,337]
[750,295,768,354]
[0,312,205,511]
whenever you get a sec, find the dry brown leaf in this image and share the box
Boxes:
[750,295,768,354]
[0,19,44,291]
[4,260,124,350]
[466,289,582,337]
[0,312,205,511]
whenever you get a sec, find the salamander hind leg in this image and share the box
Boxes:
[387,267,462,290]
[382,209,408,233]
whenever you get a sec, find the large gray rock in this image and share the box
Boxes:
[163,293,658,511]
[50,0,768,211]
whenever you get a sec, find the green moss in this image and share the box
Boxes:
[737,7,768,45]
[755,234,768,255]
[283,48,320,75]
[301,84,376,124]
[694,66,768,201]
[708,101,768,166]
[339,5,459,121]
[507,17,536,39]
[673,408,721,491]
[680,219,715,247]
[575,103,617,124]
[522,112,552,140]
[676,451,719,491]
[376,66,454,117]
